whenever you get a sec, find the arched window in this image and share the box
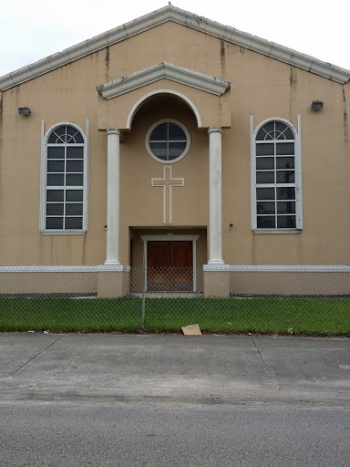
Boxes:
[251,118,302,231]
[146,120,190,163]
[41,123,88,232]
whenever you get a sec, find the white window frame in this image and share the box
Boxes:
[39,120,89,234]
[145,119,190,163]
[250,116,303,233]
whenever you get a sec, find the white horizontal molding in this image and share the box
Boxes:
[252,229,302,235]
[203,264,231,272]
[1,5,349,91]
[0,265,130,273]
[40,230,88,236]
[2,264,350,274]
[204,265,350,273]
[97,62,230,99]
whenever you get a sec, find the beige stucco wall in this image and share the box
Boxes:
[230,271,350,296]
[0,272,97,295]
[1,21,350,269]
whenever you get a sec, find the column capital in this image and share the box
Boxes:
[106,128,121,136]
[208,126,222,135]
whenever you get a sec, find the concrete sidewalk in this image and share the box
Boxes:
[0,333,349,405]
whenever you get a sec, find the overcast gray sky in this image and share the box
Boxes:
[1,0,348,77]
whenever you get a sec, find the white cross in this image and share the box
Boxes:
[151,166,184,223]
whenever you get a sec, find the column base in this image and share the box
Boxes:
[97,270,129,298]
[104,259,121,265]
[204,270,230,298]
[207,259,225,265]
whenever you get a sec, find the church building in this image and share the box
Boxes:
[1,4,350,297]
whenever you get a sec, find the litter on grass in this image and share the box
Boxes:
[181,324,202,336]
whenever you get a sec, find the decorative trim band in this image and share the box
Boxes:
[0,265,131,273]
[97,62,230,99]
[204,265,350,272]
[1,5,349,90]
[1,265,349,274]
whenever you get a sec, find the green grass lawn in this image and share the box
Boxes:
[0,296,349,335]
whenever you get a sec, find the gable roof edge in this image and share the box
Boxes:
[0,4,349,91]
[97,62,230,99]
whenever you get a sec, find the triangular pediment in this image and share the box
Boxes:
[1,4,350,90]
[96,62,230,99]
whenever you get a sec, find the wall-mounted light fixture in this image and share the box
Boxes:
[311,100,324,111]
[18,107,31,116]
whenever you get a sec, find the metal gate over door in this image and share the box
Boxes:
[147,241,193,292]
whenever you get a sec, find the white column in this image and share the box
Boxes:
[105,129,121,265]
[208,127,224,265]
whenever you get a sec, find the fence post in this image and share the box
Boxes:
[141,251,146,330]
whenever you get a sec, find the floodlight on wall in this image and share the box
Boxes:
[18,107,31,116]
[311,100,324,111]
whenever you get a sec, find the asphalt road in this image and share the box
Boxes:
[1,400,349,467]
[0,334,349,466]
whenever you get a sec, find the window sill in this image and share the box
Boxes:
[253,229,302,235]
[40,230,87,236]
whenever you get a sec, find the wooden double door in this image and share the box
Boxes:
[147,241,193,292]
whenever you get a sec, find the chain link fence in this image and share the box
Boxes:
[0,266,349,335]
